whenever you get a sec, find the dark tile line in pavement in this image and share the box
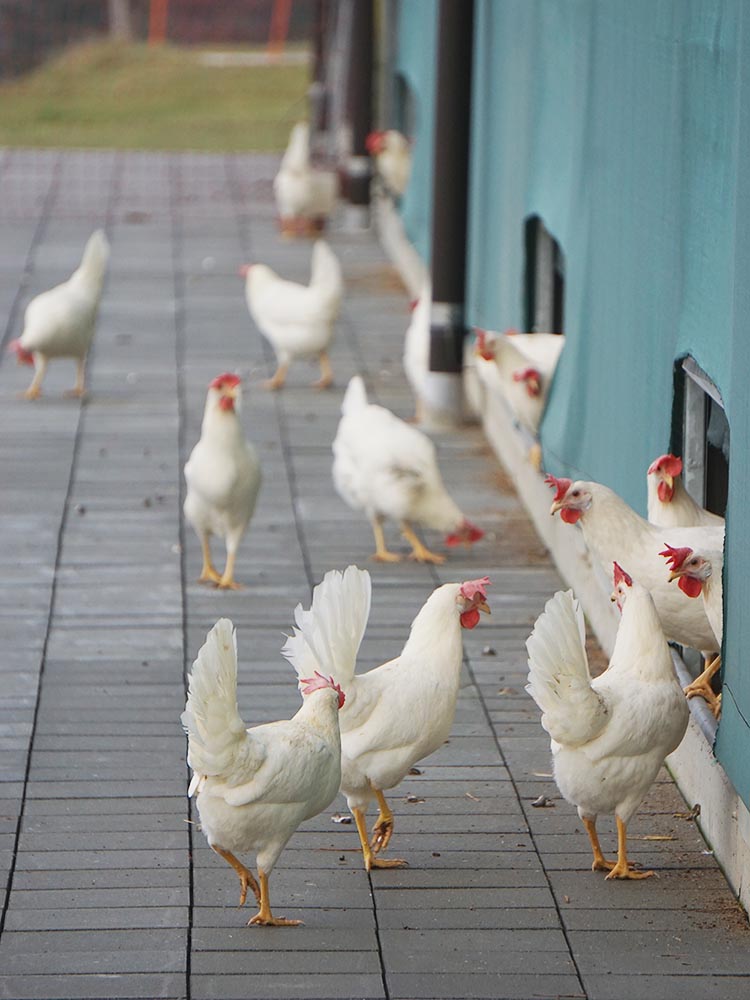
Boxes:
[169,152,195,1000]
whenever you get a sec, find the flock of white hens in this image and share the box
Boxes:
[7,122,725,928]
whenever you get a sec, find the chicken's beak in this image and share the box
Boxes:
[224,385,239,401]
[662,473,674,491]
[477,601,491,614]
[667,569,680,583]
[550,499,564,515]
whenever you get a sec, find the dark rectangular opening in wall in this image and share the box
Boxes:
[524,216,565,334]
[673,357,729,518]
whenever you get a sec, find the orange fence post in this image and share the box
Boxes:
[148,0,170,46]
[268,0,293,59]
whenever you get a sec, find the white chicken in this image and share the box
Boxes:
[662,543,724,716]
[8,229,110,399]
[242,239,343,390]
[182,618,344,926]
[403,280,430,421]
[282,566,491,870]
[546,474,723,652]
[183,373,261,590]
[332,376,483,564]
[474,329,564,468]
[526,563,688,880]
[273,121,338,237]
[647,453,724,528]
[366,129,411,197]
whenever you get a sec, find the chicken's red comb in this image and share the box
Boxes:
[299,670,345,707]
[659,543,693,571]
[648,454,683,477]
[365,130,385,154]
[209,372,241,390]
[444,520,484,546]
[613,562,633,588]
[512,366,541,383]
[544,474,572,502]
[459,577,491,602]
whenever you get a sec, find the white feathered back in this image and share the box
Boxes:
[281,565,371,691]
[280,121,310,172]
[525,590,609,747]
[181,619,248,783]
[309,239,343,308]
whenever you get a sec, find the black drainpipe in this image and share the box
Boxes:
[426,0,474,425]
[344,0,374,225]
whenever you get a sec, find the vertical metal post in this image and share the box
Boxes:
[344,0,374,224]
[425,0,474,426]
[309,0,331,154]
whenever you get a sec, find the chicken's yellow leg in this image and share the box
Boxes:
[605,816,655,880]
[23,356,47,400]
[684,655,722,717]
[353,808,407,871]
[262,360,290,391]
[64,358,86,398]
[212,845,260,906]
[198,535,222,584]
[369,517,401,563]
[218,550,242,590]
[400,520,445,565]
[582,816,615,872]
[371,789,396,853]
[311,351,333,389]
[248,870,302,927]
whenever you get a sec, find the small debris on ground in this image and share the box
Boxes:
[482,645,496,656]
[497,687,516,696]
[74,504,86,515]
[408,767,423,775]
[531,795,555,808]
[674,803,701,821]
[406,794,425,804]
[330,813,352,825]
[465,791,481,802]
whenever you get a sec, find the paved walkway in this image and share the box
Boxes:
[0,149,748,1000]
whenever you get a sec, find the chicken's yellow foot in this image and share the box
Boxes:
[212,845,260,906]
[311,351,333,390]
[370,789,395,854]
[248,870,302,927]
[353,808,408,871]
[605,817,655,881]
[400,521,445,565]
[369,518,402,563]
[684,655,722,717]
[262,361,290,391]
[198,536,222,584]
[582,816,616,872]
[64,359,87,398]
[217,552,242,590]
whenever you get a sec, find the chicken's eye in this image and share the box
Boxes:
[571,490,580,498]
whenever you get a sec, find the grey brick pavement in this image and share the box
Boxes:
[0,149,747,1000]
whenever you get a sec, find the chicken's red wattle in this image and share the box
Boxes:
[460,608,480,629]
[678,575,703,599]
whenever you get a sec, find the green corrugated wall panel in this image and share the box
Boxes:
[393,0,438,264]
[466,0,749,802]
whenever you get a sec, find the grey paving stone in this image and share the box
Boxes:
[190,974,384,1000]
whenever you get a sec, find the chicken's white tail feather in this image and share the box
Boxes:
[281,121,310,171]
[79,229,110,280]
[181,619,247,786]
[281,565,371,691]
[341,375,368,415]
[525,590,609,747]
[310,240,343,302]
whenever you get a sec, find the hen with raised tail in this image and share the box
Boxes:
[283,566,491,870]
[526,564,688,879]
[273,121,338,236]
[332,376,483,563]
[183,618,344,926]
[242,239,342,390]
[9,229,109,399]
